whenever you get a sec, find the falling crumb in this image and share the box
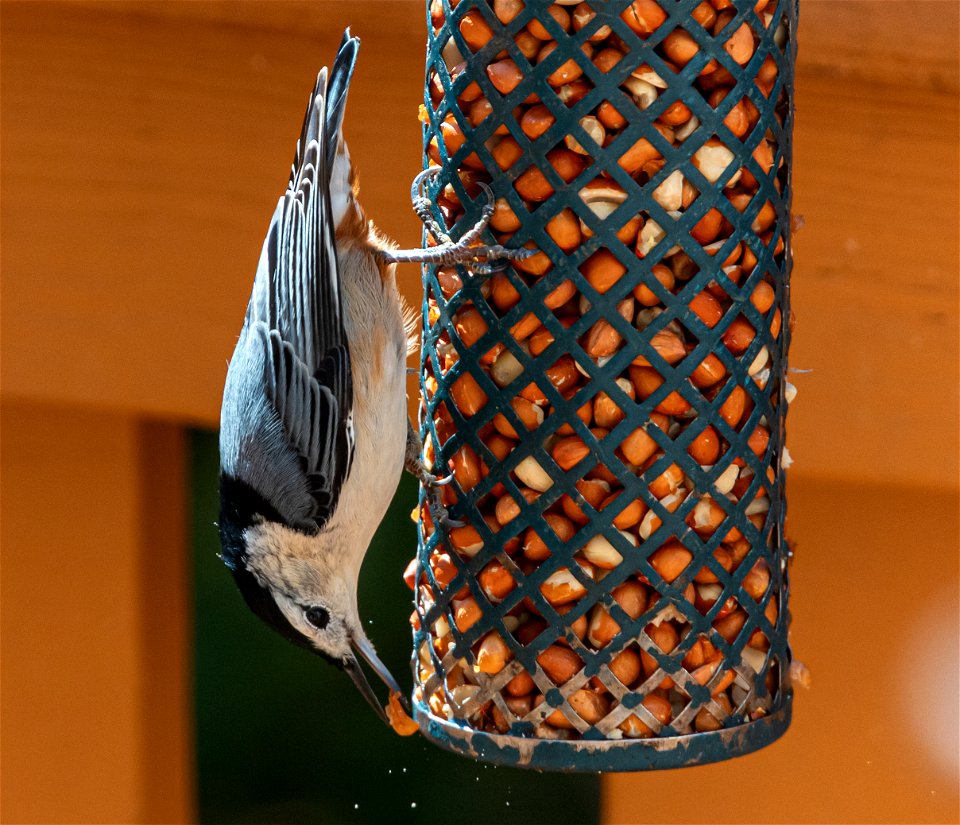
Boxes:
[411,802,417,809]
[353,804,358,810]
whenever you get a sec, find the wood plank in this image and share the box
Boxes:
[1,0,956,489]
[137,421,194,823]
[1,405,145,822]
[603,474,960,824]
[0,0,427,423]
[0,405,194,823]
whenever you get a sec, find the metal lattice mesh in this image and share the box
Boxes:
[411,0,797,770]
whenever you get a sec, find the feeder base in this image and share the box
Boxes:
[414,700,791,773]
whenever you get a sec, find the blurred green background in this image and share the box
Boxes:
[191,430,601,824]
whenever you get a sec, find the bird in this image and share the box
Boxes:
[217,30,528,723]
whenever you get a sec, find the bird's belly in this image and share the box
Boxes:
[332,317,407,544]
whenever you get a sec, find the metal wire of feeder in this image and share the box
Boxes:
[413,0,798,772]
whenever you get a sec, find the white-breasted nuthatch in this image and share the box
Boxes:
[218,32,528,723]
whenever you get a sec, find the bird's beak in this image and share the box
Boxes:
[343,633,406,725]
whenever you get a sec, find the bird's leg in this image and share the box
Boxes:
[404,420,463,530]
[378,170,534,274]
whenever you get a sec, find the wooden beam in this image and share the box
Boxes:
[0,404,193,823]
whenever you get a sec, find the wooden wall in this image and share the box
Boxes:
[1,1,957,822]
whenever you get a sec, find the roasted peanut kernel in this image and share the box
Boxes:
[621,0,667,37]
[453,596,482,633]
[592,46,625,74]
[618,135,663,175]
[694,692,732,732]
[742,558,771,601]
[449,523,484,557]
[492,395,543,439]
[515,456,555,492]
[688,424,722,464]
[561,478,610,525]
[723,21,755,64]
[459,12,494,51]
[605,648,642,689]
[493,0,524,25]
[587,604,620,648]
[567,688,609,725]
[541,566,591,606]
[552,434,592,471]
[582,532,632,570]
[718,383,747,428]
[634,263,675,306]
[640,621,680,687]
[688,289,724,327]
[450,372,487,417]
[593,378,635,429]
[505,669,536,698]
[486,59,524,95]
[647,460,684,499]
[649,540,693,583]
[750,280,776,314]
[722,315,756,355]
[597,100,627,130]
[523,512,576,561]
[538,41,590,87]
[495,486,538,526]
[520,103,556,140]
[478,560,516,602]
[629,366,692,416]
[537,644,583,684]
[663,29,700,66]
[490,198,522,233]
[476,631,512,674]
[545,208,582,251]
[450,443,482,492]
[693,138,736,184]
[491,136,524,173]
[604,492,646,530]
[572,3,612,40]
[527,3,570,39]
[620,693,672,737]
[580,249,627,293]
[690,352,727,388]
[490,272,521,311]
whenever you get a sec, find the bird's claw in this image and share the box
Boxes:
[421,471,455,488]
[396,168,535,277]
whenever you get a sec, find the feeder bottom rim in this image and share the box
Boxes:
[414,699,791,772]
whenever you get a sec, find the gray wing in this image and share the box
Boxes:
[220,39,359,532]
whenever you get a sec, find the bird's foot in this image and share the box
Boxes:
[379,168,534,276]
[417,467,465,531]
[404,421,464,530]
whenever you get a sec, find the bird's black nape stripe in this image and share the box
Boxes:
[218,474,284,570]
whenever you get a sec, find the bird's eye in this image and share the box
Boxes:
[305,606,330,630]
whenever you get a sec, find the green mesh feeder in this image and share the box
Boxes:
[413,0,798,772]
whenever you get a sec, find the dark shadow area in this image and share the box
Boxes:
[191,429,600,824]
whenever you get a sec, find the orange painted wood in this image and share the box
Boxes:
[0,404,193,823]
[1,0,956,488]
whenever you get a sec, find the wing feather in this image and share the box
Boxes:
[221,36,360,532]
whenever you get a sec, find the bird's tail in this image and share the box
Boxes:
[288,31,361,232]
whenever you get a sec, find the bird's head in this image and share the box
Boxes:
[223,518,404,725]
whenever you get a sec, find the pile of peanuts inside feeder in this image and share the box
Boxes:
[407,0,796,742]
